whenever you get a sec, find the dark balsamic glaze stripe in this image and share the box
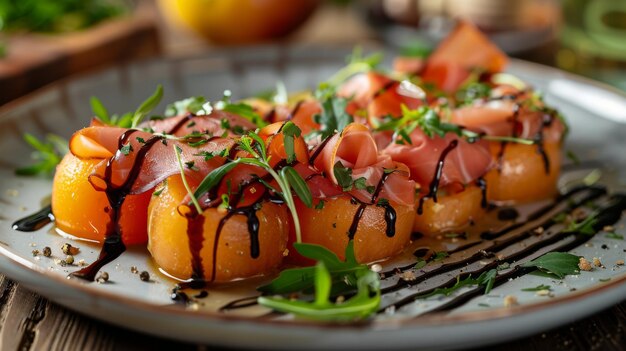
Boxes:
[475,177,488,209]
[417,140,459,215]
[72,131,162,281]
[347,171,394,239]
[12,205,54,231]
[370,80,398,103]
[417,193,626,315]
[378,185,605,283]
[379,192,625,313]
[308,134,334,166]
[168,112,195,135]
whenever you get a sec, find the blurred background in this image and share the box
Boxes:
[0,0,624,105]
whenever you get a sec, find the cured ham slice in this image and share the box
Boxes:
[69,126,234,195]
[311,123,415,206]
[452,87,565,143]
[339,72,422,119]
[384,128,493,189]
[141,110,257,137]
[422,22,508,92]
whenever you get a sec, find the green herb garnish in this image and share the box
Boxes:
[193,131,312,243]
[282,121,302,164]
[311,84,353,140]
[164,96,210,117]
[258,241,380,321]
[564,213,598,235]
[521,284,552,292]
[131,85,163,128]
[16,133,68,176]
[521,252,580,279]
[377,105,534,145]
[326,47,383,87]
[606,232,624,240]
[416,268,497,298]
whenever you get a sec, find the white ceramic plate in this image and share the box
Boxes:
[0,47,625,350]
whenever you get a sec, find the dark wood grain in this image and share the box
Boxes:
[0,274,622,351]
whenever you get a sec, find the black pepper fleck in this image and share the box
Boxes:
[139,271,150,282]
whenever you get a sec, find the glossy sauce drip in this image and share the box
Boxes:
[370,80,398,102]
[347,171,394,239]
[168,113,195,135]
[417,140,459,215]
[534,109,556,174]
[495,103,520,171]
[186,211,206,281]
[72,131,163,281]
[475,177,488,208]
[288,100,304,119]
[308,134,334,166]
[12,205,54,231]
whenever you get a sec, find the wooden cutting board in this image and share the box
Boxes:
[0,7,160,106]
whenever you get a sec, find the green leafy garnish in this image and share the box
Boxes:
[564,213,598,235]
[606,232,624,240]
[521,252,580,279]
[282,121,302,164]
[164,96,210,117]
[416,268,498,299]
[258,241,380,321]
[333,161,354,191]
[326,47,383,87]
[258,261,380,322]
[90,85,163,128]
[258,241,365,294]
[521,284,552,292]
[311,84,353,140]
[455,82,491,106]
[16,133,68,176]
[432,251,449,261]
[193,131,312,243]
[566,150,580,165]
[131,85,163,128]
[377,105,534,145]
[174,145,202,214]
[90,96,133,127]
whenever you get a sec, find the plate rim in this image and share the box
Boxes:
[0,48,625,346]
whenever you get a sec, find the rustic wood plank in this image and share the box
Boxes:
[0,283,47,350]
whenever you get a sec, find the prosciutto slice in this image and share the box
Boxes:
[69,126,234,195]
[384,129,493,189]
[311,123,415,207]
[452,87,565,143]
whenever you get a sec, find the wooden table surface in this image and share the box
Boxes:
[1,2,624,350]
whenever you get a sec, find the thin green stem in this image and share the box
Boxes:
[174,145,203,214]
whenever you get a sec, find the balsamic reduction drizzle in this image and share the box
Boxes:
[186,211,206,281]
[168,113,195,135]
[72,131,163,281]
[417,140,459,215]
[347,171,394,239]
[12,205,54,231]
[475,177,488,208]
[308,134,334,166]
